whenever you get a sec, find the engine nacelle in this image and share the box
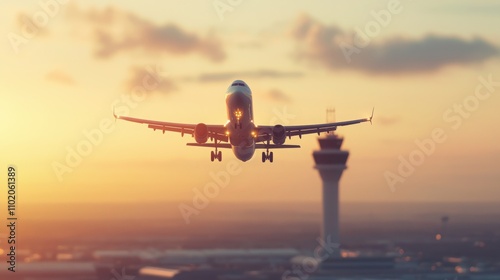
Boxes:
[194,123,209,144]
[272,124,286,145]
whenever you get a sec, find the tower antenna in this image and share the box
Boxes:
[326,107,336,123]
[326,108,336,135]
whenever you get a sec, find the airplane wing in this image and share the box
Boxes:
[114,111,228,142]
[255,108,373,143]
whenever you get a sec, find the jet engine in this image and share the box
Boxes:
[272,124,286,145]
[194,123,209,144]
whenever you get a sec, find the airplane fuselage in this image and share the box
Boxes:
[225,80,256,161]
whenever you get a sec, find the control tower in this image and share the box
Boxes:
[313,132,349,260]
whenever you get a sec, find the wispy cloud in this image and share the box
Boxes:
[427,3,500,16]
[377,115,400,126]
[45,70,75,85]
[236,40,263,49]
[15,12,51,37]
[186,69,303,83]
[265,88,292,103]
[290,14,499,74]
[66,4,225,62]
[124,66,176,95]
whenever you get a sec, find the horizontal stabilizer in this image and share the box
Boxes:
[186,143,301,149]
[187,143,232,149]
[255,144,300,149]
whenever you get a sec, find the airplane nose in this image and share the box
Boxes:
[227,91,249,107]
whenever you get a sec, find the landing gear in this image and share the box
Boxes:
[261,139,274,163]
[234,122,242,129]
[210,140,222,162]
[211,151,222,162]
[261,151,273,163]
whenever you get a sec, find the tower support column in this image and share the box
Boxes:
[313,134,349,261]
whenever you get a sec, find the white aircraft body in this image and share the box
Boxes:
[114,80,373,162]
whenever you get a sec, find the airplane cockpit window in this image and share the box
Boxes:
[231,82,246,87]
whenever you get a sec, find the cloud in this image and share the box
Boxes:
[15,13,50,37]
[190,69,303,82]
[66,5,225,62]
[429,3,500,16]
[265,89,291,103]
[290,14,499,74]
[376,115,400,126]
[236,40,263,49]
[124,66,177,95]
[45,70,75,85]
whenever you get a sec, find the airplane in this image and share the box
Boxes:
[114,80,373,163]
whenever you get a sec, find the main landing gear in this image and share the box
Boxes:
[262,140,273,163]
[210,140,222,162]
[262,151,273,163]
[211,151,222,162]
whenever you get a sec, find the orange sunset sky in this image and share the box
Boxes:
[1,1,499,206]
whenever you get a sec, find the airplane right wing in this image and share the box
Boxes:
[255,108,373,143]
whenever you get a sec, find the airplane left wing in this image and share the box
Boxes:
[255,108,373,143]
[114,111,228,142]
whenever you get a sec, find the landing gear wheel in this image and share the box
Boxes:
[210,151,215,162]
[217,151,222,162]
[262,152,266,163]
[269,152,273,163]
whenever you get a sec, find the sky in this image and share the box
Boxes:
[1,0,500,209]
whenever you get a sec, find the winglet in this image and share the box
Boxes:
[369,107,374,125]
